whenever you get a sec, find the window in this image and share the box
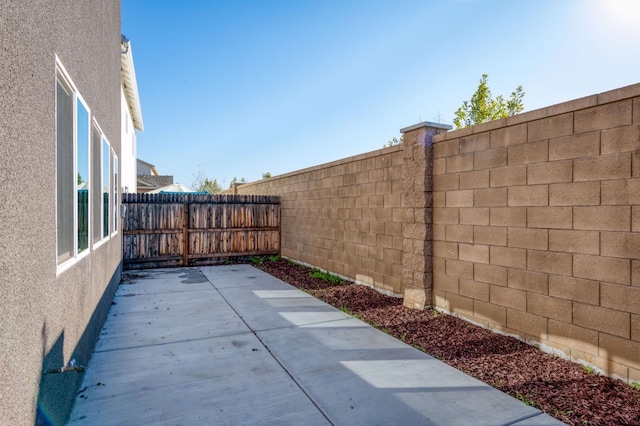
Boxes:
[77,97,90,252]
[92,122,102,245]
[102,138,110,238]
[91,121,115,247]
[56,71,73,264]
[113,154,119,234]
[56,60,91,269]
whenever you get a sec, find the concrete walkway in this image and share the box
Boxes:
[68,265,562,425]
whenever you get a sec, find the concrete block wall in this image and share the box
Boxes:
[431,83,640,382]
[235,147,406,295]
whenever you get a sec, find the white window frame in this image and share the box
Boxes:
[101,137,112,242]
[76,93,91,254]
[56,57,91,275]
[111,149,119,237]
[92,121,111,249]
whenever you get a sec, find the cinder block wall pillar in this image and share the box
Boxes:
[401,122,452,309]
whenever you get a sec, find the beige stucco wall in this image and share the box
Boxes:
[431,83,640,382]
[235,147,406,295]
[0,1,123,424]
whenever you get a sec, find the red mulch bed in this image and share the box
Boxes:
[251,258,640,425]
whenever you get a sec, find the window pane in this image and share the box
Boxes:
[113,155,119,233]
[92,124,102,244]
[77,99,89,252]
[102,138,110,238]
[56,74,74,264]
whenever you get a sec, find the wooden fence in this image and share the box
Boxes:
[122,193,280,268]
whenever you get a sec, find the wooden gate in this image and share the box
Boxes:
[122,193,280,269]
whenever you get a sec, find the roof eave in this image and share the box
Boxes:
[121,39,144,132]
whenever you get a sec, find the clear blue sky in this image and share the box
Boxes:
[122,0,640,189]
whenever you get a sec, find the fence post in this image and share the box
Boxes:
[400,122,451,310]
[182,202,189,266]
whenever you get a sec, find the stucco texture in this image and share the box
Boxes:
[0,1,122,424]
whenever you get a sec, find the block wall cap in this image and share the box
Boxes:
[597,82,640,105]
[438,82,639,141]
[235,143,403,188]
[400,121,453,133]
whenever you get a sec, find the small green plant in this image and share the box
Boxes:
[267,255,281,262]
[338,305,361,319]
[631,382,640,391]
[514,391,535,407]
[432,310,440,318]
[583,365,596,375]
[309,268,344,284]
[400,332,407,342]
[553,409,573,418]
[413,344,423,351]
[249,256,266,264]
[380,327,390,334]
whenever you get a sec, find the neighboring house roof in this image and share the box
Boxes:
[148,183,201,194]
[120,34,144,132]
[137,175,174,193]
[137,158,159,176]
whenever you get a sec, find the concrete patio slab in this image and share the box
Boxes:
[69,264,563,425]
[70,332,328,425]
[95,270,247,352]
[68,267,327,426]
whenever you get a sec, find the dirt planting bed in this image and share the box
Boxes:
[251,258,640,425]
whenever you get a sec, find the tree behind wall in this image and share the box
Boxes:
[229,177,246,189]
[192,166,222,194]
[453,74,525,129]
[198,178,222,194]
[383,135,404,148]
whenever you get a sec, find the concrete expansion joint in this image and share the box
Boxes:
[204,275,337,425]
[93,331,255,354]
[504,411,549,425]
[114,289,201,297]
[252,333,338,426]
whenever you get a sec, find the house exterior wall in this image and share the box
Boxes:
[0,1,123,425]
[431,83,640,383]
[121,87,137,193]
[137,159,155,176]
